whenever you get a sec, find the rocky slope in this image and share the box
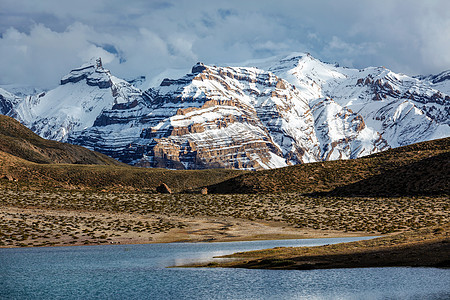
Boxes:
[0,114,123,165]
[0,88,20,116]
[1,54,449,170]
[207,137,450,195]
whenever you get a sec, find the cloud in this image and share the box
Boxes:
[320,36,383,68]
[325,0,450,75]
[0,23,115,88]
[0,0,449,88]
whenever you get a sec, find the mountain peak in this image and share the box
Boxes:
[1,53,449,170]
[427,70,450,84]
[60,57,112,88]
[191,62,208,74]
[95,57,103,69]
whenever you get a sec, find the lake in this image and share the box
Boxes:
[1,237,449,299]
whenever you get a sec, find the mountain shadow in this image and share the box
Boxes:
[324,152,449,196]
[207,137,449,195]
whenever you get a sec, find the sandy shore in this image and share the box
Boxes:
[0,206,371,248]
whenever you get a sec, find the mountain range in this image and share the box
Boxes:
[1,112,447,196]
[1,54,449,170]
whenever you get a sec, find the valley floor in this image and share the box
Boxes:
[0,187,448,248]
[0,206,368,247]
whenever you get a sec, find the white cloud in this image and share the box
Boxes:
[0,23,108,88]
[0,0,449,88]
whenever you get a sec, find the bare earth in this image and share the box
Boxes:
[0,206,369,248]
[1,189,447,248]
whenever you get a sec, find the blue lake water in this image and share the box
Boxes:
[1,236,449,299]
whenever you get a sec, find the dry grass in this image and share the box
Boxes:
[0,208,181,247]
[1,187,448,247]
[209,137,449,195]
[196,225,450,269]
[0,150,244,192]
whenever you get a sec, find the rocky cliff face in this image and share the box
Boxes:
[8,58,144,142]
[1,54,449,170]
[70,63,324,169]
[0,88,20,115]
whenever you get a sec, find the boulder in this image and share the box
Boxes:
[156,183,172,194]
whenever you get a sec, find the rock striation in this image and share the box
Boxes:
[0,88,20,115]
[1,54,449,170]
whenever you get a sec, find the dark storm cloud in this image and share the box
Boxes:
[1,0,449,88]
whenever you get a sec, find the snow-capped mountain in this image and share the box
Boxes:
[70,63,323,169]
[7,58,143,142]
[418,70,450,95]
[250,53,449,148]
[1,54,449,170]
[0,87,21,115]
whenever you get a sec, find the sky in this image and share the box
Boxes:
[1,0,449,89]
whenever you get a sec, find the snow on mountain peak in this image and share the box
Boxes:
[6,57,145,141]
[1,54,449,169]
[60,57,112,89]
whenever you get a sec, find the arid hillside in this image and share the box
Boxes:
[0,115,123,165]
[0,115,243,191]
[0,114,448,196]
[208,137,449,196]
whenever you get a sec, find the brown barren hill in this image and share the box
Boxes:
[0,115,243,191]
[0,115,123,165]
[208,137,449,195]
[328,151,449,196]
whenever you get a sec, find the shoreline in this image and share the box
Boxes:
[186,225,450,270]
[0,233,375,249]
[0,206,375,249]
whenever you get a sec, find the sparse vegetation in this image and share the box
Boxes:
[0,115,448,254]
[0,207,179,247]
[190,224,450,269]
[0,188,448,247]
[209,137,449,195]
